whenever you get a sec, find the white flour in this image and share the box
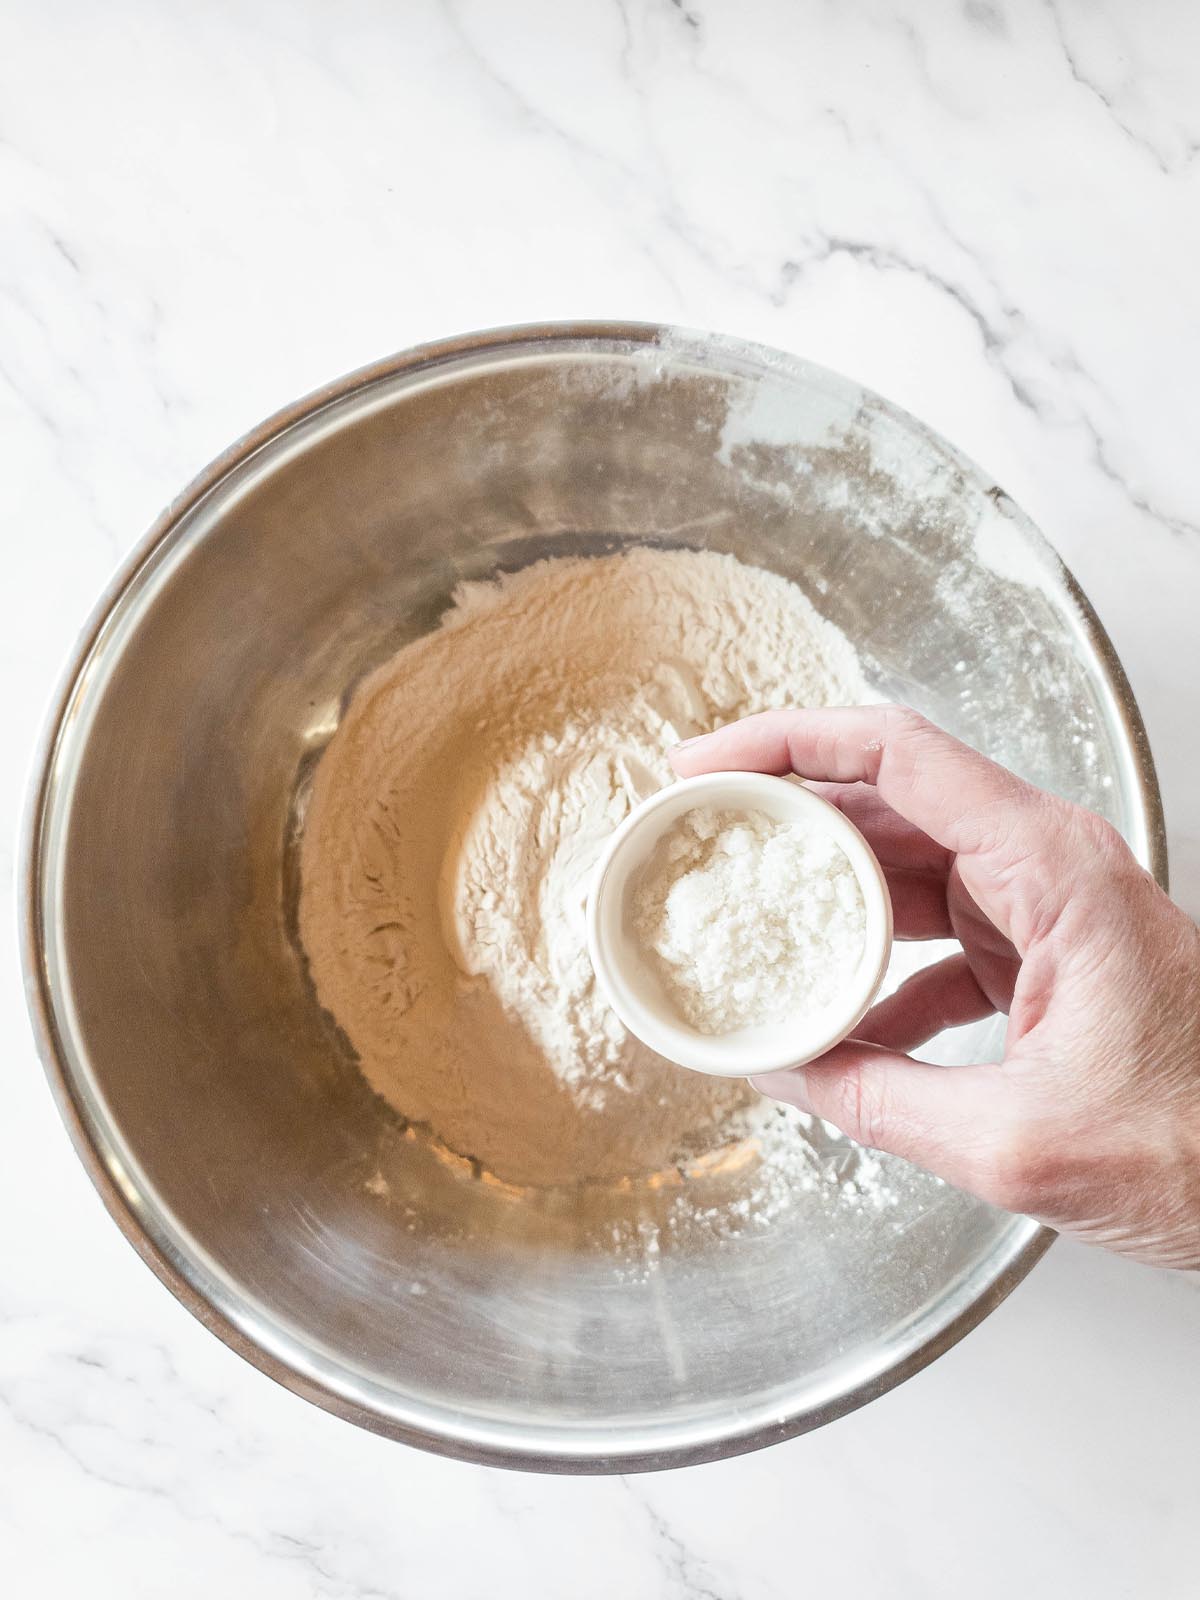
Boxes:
[300,546,883,1194]
[634,807,866,1033]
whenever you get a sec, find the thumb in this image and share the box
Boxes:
[752,1044,1007,1197]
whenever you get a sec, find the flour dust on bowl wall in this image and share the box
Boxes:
[22,325,1163,1471]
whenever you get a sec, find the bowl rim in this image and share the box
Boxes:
[18,320,1166,1473]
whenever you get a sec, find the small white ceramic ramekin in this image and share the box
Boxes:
[586,771,893,1077]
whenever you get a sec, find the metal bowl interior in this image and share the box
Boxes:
[23,324,1164,1472]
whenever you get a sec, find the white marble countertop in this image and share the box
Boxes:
[3,2,1199,1594]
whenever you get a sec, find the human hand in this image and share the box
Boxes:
[671,707,1200,1269]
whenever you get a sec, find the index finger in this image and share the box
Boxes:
[671,707,1072,936]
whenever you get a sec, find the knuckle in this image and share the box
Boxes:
[883,706,930,744]
[827,1064,890,1151]
[1072,807,1125,861]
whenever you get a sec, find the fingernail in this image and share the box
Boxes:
[749,1072,786,1096]
[750,1069,813,1114]
[673,734,704,750]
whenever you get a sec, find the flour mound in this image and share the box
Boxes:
[299,548,868,1188]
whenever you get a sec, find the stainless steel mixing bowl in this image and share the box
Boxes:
[21,324,1166,1472]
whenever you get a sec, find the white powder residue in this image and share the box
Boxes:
[973,507,1064,599]
[633,807,866,1034]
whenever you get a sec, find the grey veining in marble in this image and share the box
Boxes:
[2,1,1198,1594]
